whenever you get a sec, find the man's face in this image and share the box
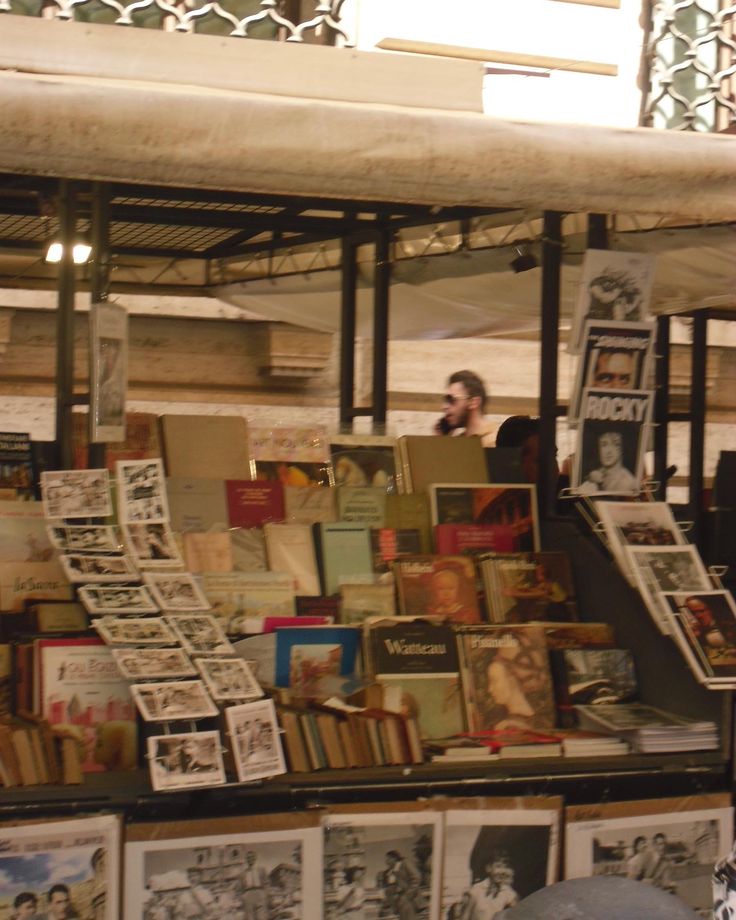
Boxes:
[16,900,37,920]
[49,892,70,920]
[594,351,634,389]
[598,433,621,468]
[653,836,666,854]
[443,382,473,430]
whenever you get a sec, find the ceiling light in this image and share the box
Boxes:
[45,238,92,265]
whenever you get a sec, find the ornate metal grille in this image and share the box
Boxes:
[0,0,352,45]
[643,0,736,131]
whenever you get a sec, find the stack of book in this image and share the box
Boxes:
[575,703,720,753]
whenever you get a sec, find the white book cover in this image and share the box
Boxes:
[263,522,320,596]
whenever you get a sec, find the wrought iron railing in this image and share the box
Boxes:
[0,0,352,44]
[643,0,736,131]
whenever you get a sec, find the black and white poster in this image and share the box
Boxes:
[572,389,652,496]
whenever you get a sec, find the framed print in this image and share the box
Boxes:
[429,483,540,552]
[116,459,170,524]
[93,615,178,646]
[565,794,733,918]
[569,249,656,353]
[441,797,561,918]
[196,656,263,701]
[123,813,322,920]
[122,522,182,568]
[0,815,121,920]
[60,553,138,584]
[626,544,711,634]
[41,469,112,520]
[90,300,128,443]
[146,730,226,792]
[569,319,655,424]
[79,584,159,616]
[225,698,287,783]
[322,803,443,920]
[144,573,211,612]
[572,389,652,496]
[111,646,197,681]
[47,524,121,555]
[131,679,218,722]
[166,614,233,656]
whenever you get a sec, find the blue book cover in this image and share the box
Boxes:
[274,625,362,691]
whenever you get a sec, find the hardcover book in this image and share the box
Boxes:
[283,485,337,524]
[339,583,396,625]
[329,434,400,492]
[336,486,387,526]
[457,625,556,733]
[384,493,433,553]
[249,424,332,487]
[370,528,423,576]
[201,571,296,634]
[274,624,362,692]
[434,522,517,556]
[73,411,161,471]
[397,435,487,493]
[0,431,34,497]
[394,554,482,624]
[0,561,73,612]
[481,551,578,624]
[550,648,637,716]
[166,477,229,533]
[542,621,616,649]
[263,522,321,596]
[313,522,374,596]
[182,531,234,573]
[161,413,251,480]
[430,483,540,552]
[226,479,285,529]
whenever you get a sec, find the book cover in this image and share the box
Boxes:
[550,648,637,711]
[384,493,432,553]
[0,562,72,612]
[166,477,229,533]
[201,572,296,634]
[340,583,396,625]
[296,596,341,620]
[182,531,233,573]
[337,486,387,526]
[330,435,399,492]
[482,551,578,624]
[0,500,55,563]
[0,432,34,498]
[161,413,251,480]
[457,625,556,733]
[366,617,459,678]
[430,483,540,552]
[73,411,161,471]
[35,637,137,773]
[283,485,337,524]
[394,555,482,624]
[249,424,332,487]
[542,621,616,649]
[313,522,374,596]
[398,435,487,493]
[230,527,268,572]
[434,522,517,555]
[263,522,321,596]
[370,528,423,576]
[226,479,285,529]
[274,625,362,692]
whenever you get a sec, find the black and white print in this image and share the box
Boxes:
[111,646,197,680]
[41,469,113,520]
[131,679,218,722]
[123,522,182,568]
[93,615,178,646]
[90,300,128,443]
[116,459,169,524]
[626,544,711,634]
[60,553,138,584]
[147,731,226,792]
[79,584,159,616]
[166,614,233,656]
[144,573,211,612]
[196,657,262,702]
[47,524,121,555]
[225,698,286,783]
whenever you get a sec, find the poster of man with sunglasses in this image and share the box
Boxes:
[435,370,496,446]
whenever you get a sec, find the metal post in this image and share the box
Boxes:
[653,314,670,500]
[587,213,608,249]
[55,180,77,470]
[688,310,708,539]
[339,235,358,431]
[88,181,111,468]
[539,211,563,519]
[372,227,391,432]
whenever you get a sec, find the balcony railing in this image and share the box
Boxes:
[0,0,352,44]
[643,0,736,131]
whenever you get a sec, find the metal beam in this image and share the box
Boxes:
[339,234,358,431]
[688,310,708,539]
[54,179,77,470]
[653,314,670,500]
[372,227,391,430]
[538,210,563,519]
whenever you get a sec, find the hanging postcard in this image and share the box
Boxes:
[90,301,128,443]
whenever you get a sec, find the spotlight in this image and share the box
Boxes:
[45,238,92,265]
[509,246,538,273]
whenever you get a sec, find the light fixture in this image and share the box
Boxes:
[509,245,538,273]
[44,237,92,265]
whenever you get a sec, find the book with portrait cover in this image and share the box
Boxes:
[457,625,556,733]
[226,479,284,529]
[394,555,482,624]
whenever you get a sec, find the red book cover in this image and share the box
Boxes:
[261,615,334,633]
[226,479,285,528]
[434,523,517,555]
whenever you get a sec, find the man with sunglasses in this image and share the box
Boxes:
[436,370,495,446]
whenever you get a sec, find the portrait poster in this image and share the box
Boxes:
[564,794,733,918]
[660,591,736,687]
[0,814,121,920]
[429,483,540,552]
[146,730,226,792]
[441,797,561,919]
[625,544,711,634]
[571,389,652,496]
[569,319,655,424]
[123,813,322,920]
[90,300,128,443]
[569,249,657,353]
[322,803,443,920]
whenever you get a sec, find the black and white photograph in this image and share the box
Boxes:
[147,730,226,792]
[565,797,734,919]
[90,300,128,443]
[166,614,233,656]
[196,657,263,701]
[123,820,323,920]
[144,572,211,612]
[47,524,121,555]
[93,615,178,646]
[79,583,159,616]
[0,814,120,920]
[225,698,287,783]
[123,521,183,568]
[112,646,197,680]
[116,459,170,524]
[131,679,218,722]
[595,500,686,583]
[323,807,442,920]
[569,319,655,423]
[41,469,113,520]
[626,545,712,634]
[660,591,736,686]
[60,552,139,584]
[442,804,560,920]
[569,249,657,352]
[572,389,652,496]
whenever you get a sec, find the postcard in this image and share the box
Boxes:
[116,459,170,524]
[131,679,218,722]
[41,469,113,519]
[93,616,178,646]
[196,656,263,702]
[60,553,139,584]
[225,698,286,783]
[122,522,182,568]
[111,647,197,681]
[165,614,233,656]
[79,584,159,616]
[47,524,121,555]
[144,573,211,612]
[147,730,226,792]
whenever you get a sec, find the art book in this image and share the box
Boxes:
[273,624,362,693]
[201,571,296,634]
[263,522,321,596]
[433,522,517,556]
[225,479,285,529]
[385,493,432,553]
[248,424,332,487]
[34,637,137,772]
[329,434,400,492]
[370,528,423,576]
[457,625,556,733]
[0,431,34,497]
[481,551,578,624]
[430,483,540,553]
[394,555,482,625]
[549,648,638,716]
[339,583,396,626]
[313,522,374,596]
